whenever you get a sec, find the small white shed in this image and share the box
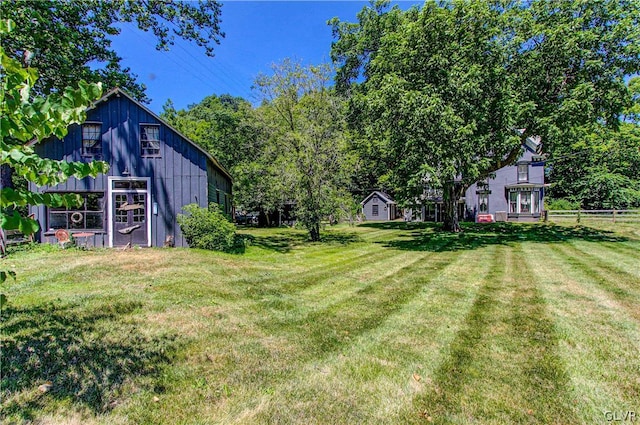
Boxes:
[361,191,398,221]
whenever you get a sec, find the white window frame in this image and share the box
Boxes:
[517,163,529,183]
[82,122,102,158]
[140,124,161,157]
[47,192,105,231]
[508,188,541,214]
[478,192,489,213]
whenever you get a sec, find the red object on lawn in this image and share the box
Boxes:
[477,214,495,223]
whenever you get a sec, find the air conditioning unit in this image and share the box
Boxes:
[495,211,507,222]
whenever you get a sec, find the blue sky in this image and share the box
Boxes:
[110,1,421,114]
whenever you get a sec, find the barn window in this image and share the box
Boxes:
[48,193,105,230]
[82,123,102,158]
[140,124,161,157]
[372,204,379,216]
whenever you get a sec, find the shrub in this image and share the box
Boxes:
[545,198,580,210]
[177,203,237,252]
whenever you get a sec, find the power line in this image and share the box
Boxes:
[119,23,219,95]
[163,21,252,97]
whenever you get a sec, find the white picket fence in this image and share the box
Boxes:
[546,209,640,223]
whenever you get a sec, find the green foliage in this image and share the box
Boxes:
[331,0,640,231]
[0,0,224,101]
[548,79,640,209]
[177,203,238,252]
[253,60,352,241]
[1,19,108,299]
[545,198,581,211]
[579,171,640,209]
[1,21,108,234]
[161,94,261,170]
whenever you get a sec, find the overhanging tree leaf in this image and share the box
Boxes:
[0,0,224,102]
[1,20,108,300]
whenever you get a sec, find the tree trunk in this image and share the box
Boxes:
[442,182,463,232]
[309,222,320,241]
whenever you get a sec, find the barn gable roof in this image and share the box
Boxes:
[89,88,233,182]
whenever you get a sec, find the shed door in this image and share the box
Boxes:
[109,179,150,247]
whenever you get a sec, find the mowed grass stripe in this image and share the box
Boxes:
[259,252,463,358]
[412,244,579,424]
[506,244,578,423]
[238,244,390,295]
[547,243,640,321]
[318,246,500,424]
[241,224,470,303]
[292,251,428,313]
[568,240,640,280]
[168,249,463,424]
[522,242,640,422]
[244,246,498,424]
[600,240,640,257]
[411,244,513,424]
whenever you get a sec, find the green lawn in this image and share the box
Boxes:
[1,221,639,424]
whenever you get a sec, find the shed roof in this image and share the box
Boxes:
[361,191,395,205]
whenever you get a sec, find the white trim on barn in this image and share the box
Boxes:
[107,176,152,248]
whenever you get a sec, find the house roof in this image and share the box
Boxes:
[516,129,542,154]
[90,88,233,182]
[361,191,395,205]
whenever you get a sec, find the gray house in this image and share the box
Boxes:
[463,136,545,222]
[361,191,400,221]
[420,137,545,222]
[29,88,233,248]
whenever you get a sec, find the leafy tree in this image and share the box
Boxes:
[0,0,224,102]
[1,20,108,288]
[161,94,284,221]
[254,60,351,241]
[547,105,640,209]
[331,0,640,231]
[161,94,261,171]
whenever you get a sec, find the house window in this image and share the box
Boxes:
[517,163,529,183]
[478,193,489,213]
[372,204,379,216]
[520,190,531,213]
[82,123,102,158]
[49,193,105,230]
[140,124,161,157]
[508,189,541,214]
[509,191,518,213]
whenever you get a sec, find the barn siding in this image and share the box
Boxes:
[29,90,231,248]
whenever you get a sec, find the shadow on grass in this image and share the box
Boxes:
[242,229,362,253]
[0,300,178,422]
[360,221,628,252]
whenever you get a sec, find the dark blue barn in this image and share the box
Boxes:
[29,88,233,248]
